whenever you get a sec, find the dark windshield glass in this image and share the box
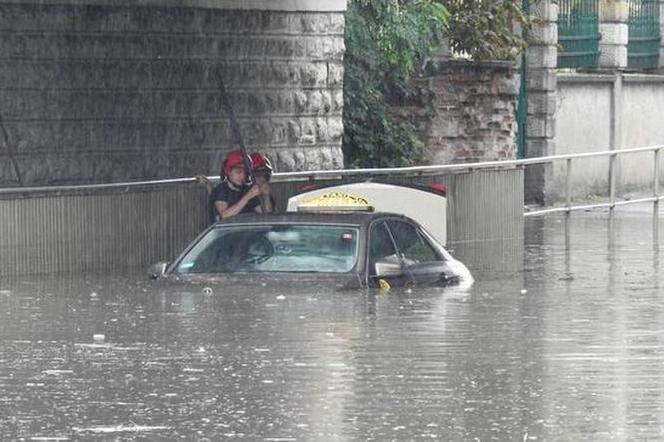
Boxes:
[175,224,359,274]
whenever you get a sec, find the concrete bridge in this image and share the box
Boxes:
[0,0,347,186]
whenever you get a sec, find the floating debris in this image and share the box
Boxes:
[75,343,112,348]
[73,425,171,434]
[202,287,213,295]
[29,437,70,441]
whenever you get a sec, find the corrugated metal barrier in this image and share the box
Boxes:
[0,184,208,276]
[0,167,524,276]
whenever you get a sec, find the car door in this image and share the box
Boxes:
[366,221,411,288]
[386,219,456,286]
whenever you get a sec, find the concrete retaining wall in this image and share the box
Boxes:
[553,73,664,201]
[0,1,346,187]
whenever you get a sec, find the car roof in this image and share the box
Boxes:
[214,211,407,228]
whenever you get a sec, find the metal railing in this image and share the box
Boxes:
[2,144,662,216]
[522,145,664,216]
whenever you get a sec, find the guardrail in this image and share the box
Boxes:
[520,144,664,216]
[0,164,524,275]
[2,144,662,216]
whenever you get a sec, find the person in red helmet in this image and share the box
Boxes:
[250,152,275,212]
[209,150,263,223]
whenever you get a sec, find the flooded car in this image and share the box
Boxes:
[152,212,472,290]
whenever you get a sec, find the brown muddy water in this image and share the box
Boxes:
[1,207,664,440]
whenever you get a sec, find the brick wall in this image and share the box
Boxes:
[0,2,345,186]
[419,60,520,164]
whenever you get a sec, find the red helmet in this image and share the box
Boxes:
[250,152,273,173]
[224,150,246,175]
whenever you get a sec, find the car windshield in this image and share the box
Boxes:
[175,224,359,274]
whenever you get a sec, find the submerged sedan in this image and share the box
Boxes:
[153,211,472,290]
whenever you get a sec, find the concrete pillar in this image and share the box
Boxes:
[659,0,664,69]
[599,0,629,69]
[0,0,348,186]
[525,0,558,204]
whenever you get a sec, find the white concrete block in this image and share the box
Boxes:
[600,23,629,46]
[526,115,556,138]
[529,68,557,92]
[599,44,628,68]
[531,0,558,22]
[600,0,630,22]
[526,45,558,69]
[527,91,557,116]
[525,138,556,157]
[529,22,558,45]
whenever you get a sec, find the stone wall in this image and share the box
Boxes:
[419,60,520,164]
[0,1,346,187]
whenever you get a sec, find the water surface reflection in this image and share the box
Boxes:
[2,208,664,440]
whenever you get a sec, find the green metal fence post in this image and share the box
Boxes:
[517,0,530,159]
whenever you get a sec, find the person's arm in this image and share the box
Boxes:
[215,186,262,219]
[254,182,274,213]
[195,175,213,194]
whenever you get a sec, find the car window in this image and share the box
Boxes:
[368,221,399,275]
[386,220,439,264]
[175,224,359,274]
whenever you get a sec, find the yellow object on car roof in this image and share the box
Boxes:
[297,191,374,213]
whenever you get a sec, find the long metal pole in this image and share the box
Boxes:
[2,144,664,195]
[608,73,622,211]
[566,158,572,213]
[609,152,616,209]
[217,74,267,213]
[655,147,660,211]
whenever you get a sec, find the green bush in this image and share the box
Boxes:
[342,0,531,168]
[342,0,448,168]
[446,0,530,61]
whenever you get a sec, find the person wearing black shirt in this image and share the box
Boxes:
[209,150,262,223]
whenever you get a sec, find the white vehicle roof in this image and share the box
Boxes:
[287,182,447,246]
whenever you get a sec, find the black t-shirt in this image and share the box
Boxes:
[209,180,260,223]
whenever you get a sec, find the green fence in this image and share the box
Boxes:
[557,0,600,68]
[517,0,529,159]
[628,0,661,69]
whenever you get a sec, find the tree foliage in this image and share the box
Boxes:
[446,0,530,61]
[342,0,449,168]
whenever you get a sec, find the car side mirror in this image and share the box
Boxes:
[374,258,402,277]
[147,262,169,279]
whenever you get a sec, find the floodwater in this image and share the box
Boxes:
[2,207,664,441]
